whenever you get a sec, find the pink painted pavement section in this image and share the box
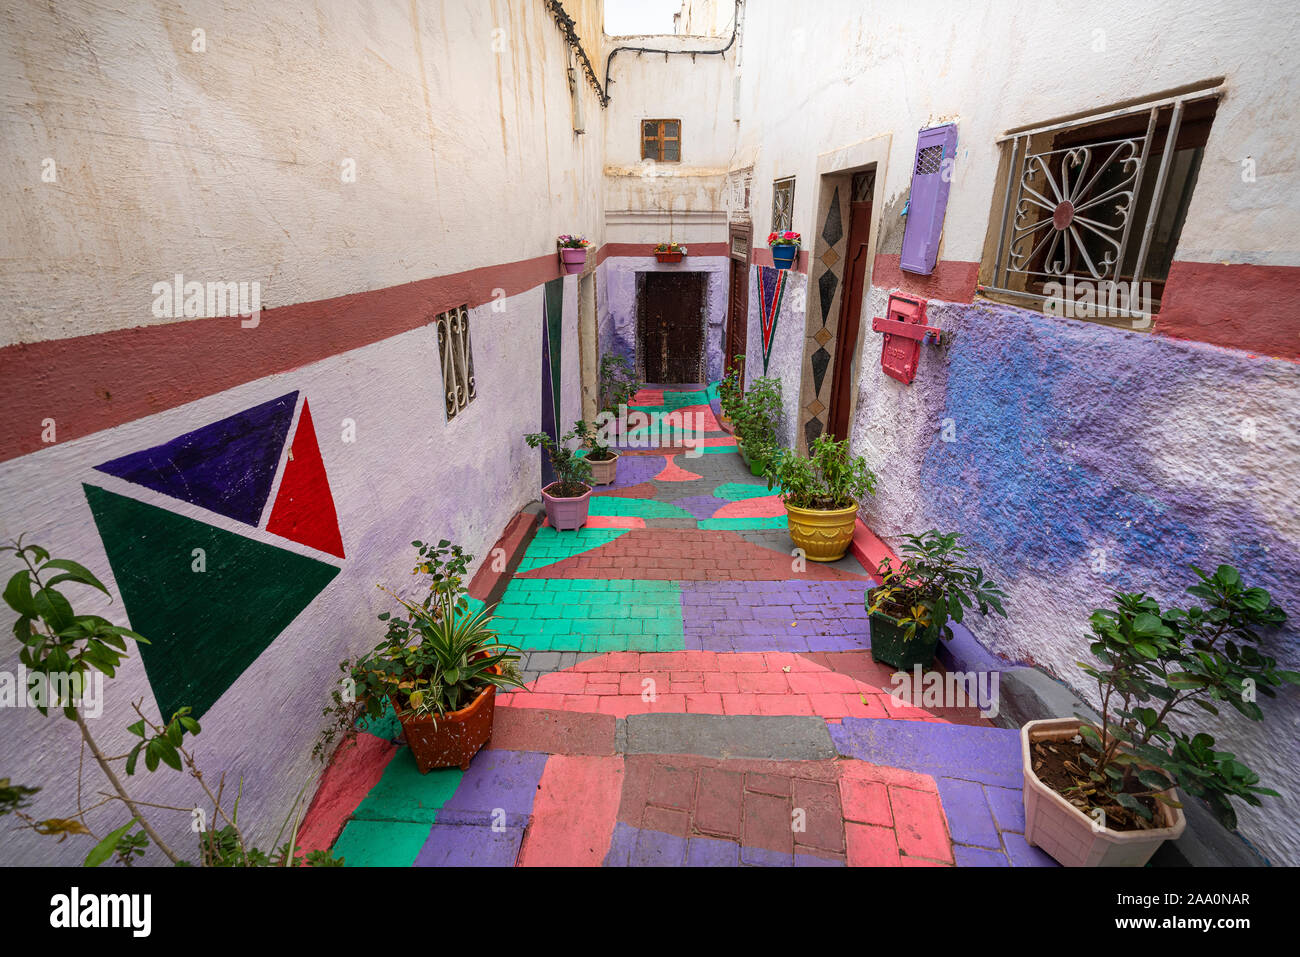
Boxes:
[517,754,625,866]
[497,651,951,723]
[712,494,785,519]
[655,454,703,482]
[544,514,645,529]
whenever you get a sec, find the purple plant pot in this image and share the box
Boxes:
[542,483,592,530]
[560,247,587,274]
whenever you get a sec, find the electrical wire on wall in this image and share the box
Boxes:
[543,0,743,107]
[603,0,742,101]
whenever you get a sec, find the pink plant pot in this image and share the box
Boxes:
[560,247,587,274]
[542,483,592,530]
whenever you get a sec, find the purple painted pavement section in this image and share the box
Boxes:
[440,749,548,818]
[680,580,871,652]
[592,454,666,491]
[671,494,727,520]
[830,717,1021,787]
[414,823,526,867]
[411,750,547,866]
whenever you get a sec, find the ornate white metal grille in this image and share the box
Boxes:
[436,304,476,421]
[772,176,795,233]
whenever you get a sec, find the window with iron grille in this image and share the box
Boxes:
[772,176,795,233]
[983,87,1219,321]
[435,304,476,421]
[642,119,681,162]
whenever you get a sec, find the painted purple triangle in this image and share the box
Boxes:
[94,392,299,526]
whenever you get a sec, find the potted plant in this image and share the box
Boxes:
[764,433,877,562]
[867,530,1008,669]
[1023,564,1296,867]
[525,423,594,530]
[717,356,745,433]
[733,374,782,475]
[768,231,801,270]
[557,235,591,274]
[598,353,641,419]
[575,418,619,486]
[349,540,526,774]
[654,241,688,263]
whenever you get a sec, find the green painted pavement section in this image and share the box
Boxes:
[83,484,340,721]
[332,820,433,868]
[699,515,789,530]
[493,578,685,652]
[348,748,463,824]
[516,527,628,573]
[713,481,780,502]
[589,497,694,519]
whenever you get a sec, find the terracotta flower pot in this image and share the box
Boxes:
[866,587,942,668]
[542,482,592,530]
[785,500,857,562]
[655,251,684,263]
[560,247,587,274]
[587,450,620,486]
[719,413,733,433]
[1022,717,1187,867]
[395,669,500,773]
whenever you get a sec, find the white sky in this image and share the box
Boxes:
[604,0,682,36]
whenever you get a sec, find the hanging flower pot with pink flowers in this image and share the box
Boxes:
[769,231,801,270]
[558,235,591,274]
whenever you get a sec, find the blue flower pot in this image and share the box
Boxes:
[771,245,798,270]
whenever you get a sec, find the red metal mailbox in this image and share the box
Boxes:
[872,294,942,385]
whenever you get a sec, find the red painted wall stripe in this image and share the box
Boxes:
[1156,261,1300,361]
[0,252,567,464]
[871,255,980,303]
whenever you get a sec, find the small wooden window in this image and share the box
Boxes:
[642,119,681,162]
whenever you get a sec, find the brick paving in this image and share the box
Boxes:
[302,385,1055,867]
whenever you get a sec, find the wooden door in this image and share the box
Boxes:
[726,224,750,382]
[641,272,705,384]
[826,199,873,441]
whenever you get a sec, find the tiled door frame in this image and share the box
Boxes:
[797,135,891,454]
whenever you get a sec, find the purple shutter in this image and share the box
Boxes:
[899,123,958,275]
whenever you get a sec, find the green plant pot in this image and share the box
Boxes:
[867,589,940,669]
[749,455,765,477]
[737,439,749,466]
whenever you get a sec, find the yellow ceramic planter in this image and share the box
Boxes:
[785,500,858,562]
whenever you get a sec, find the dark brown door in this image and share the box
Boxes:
[641,272,705,384]
[725,224,750,382]
[826,199,873,441]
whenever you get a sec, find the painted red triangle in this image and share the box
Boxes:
[266,401,345,559]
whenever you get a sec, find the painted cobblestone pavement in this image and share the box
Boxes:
[301,386,1056,867]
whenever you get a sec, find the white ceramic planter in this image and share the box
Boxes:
[1022,717,1186,867]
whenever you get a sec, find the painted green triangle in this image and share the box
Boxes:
[545,277,564,423]
[83,484,340,720]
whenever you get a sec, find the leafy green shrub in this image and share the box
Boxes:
[1067,565,1297,830]
[718,355,745,421]
[574,418,615,462]
[2,537,339,866]
[525,422,594,497]
[868,530,1007,643]
[733,374,782,461]
[764,433,876,510]
[598,353,640,415]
